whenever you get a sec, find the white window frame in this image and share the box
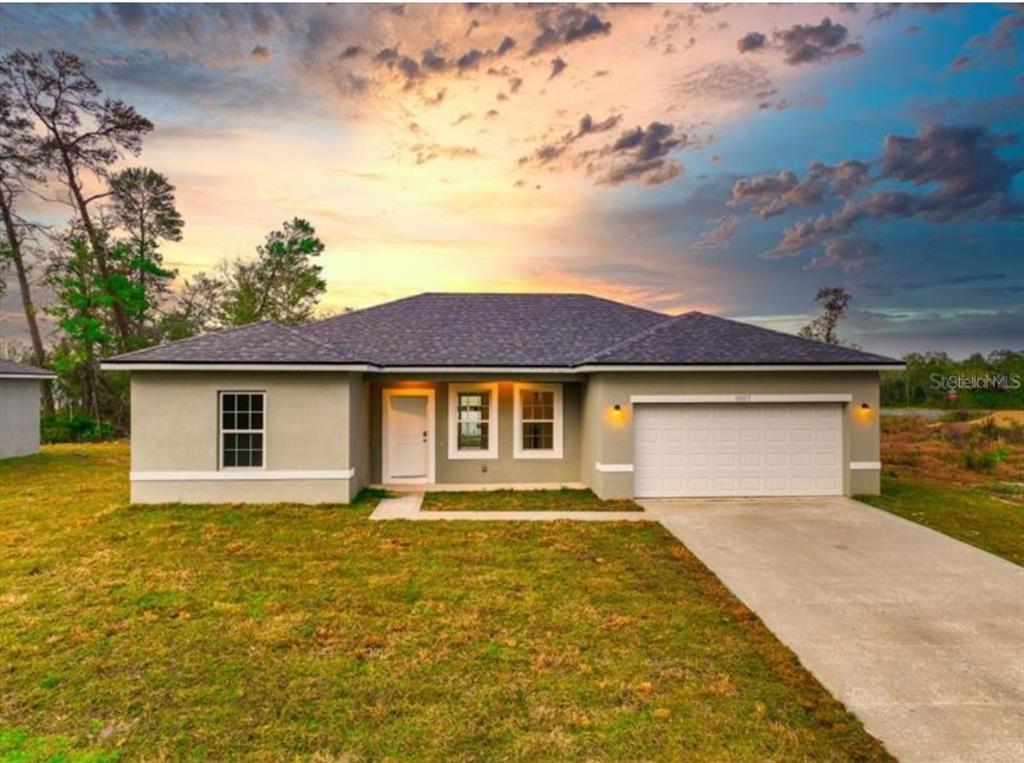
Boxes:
[513,382,563,460]
[218,391,266,471]
[447,382,499,460]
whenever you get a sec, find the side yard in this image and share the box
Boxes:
[0,443,890,762]
[862,413,1024,565]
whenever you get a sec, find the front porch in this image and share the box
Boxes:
[365,375,586,488]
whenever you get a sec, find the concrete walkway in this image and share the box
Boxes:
[369,492,651,522]
[643,496,1024,763]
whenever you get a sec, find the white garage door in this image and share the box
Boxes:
[633,403,843,498]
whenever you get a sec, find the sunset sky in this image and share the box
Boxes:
[1,2,1022,357]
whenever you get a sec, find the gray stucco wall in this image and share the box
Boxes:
[348,373,370,497]
[579,370,881,499]
[367,376,582,485]
[0,378,42,460]
[130,371,357,504]
[125,368,882,503]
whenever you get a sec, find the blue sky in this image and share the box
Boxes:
[0,3,1021,357]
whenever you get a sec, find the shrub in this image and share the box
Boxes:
[999,423,1024,445]
[940,409,990,423]
[41,413,116,444]
[961,444,1009,473]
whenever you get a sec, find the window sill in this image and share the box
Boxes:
[513,449,564,460]
[448,450,499,460]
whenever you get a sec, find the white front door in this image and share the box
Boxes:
[384,391,434,483]
[633,403,843,498]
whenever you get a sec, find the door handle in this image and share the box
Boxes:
[422,431,428,442]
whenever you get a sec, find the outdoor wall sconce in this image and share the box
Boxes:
[613,404,622,412]
[860,402,871,410]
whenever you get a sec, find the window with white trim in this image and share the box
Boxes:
[220,392,265,468]
[513,383,563,459]
[447,383,498,459]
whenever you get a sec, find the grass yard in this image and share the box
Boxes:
[0,443,891,762]
[422,488,643,512]
[861,415,1024,565]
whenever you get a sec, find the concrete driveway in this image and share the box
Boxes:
[641,496,1024,763]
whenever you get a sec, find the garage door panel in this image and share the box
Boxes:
[740,453,764,468]
[634,403,843,498]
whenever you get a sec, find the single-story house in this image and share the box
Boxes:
[102,293,902,504]
[0,359,55,460]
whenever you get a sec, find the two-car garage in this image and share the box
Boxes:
[632,399,844,498]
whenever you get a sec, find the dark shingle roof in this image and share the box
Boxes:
[304,293,665,366]
[106,321,345,364]
[0,359,56,377]
[584,312,897,365]
[104,293,901,368]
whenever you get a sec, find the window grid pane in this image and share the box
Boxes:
[522,422,554,450]
[520,389,556,451]
[221,392,264,468]
[456,390,490,450]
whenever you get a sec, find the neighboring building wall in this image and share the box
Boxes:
[130,371,358,504]
[368,376,582,485]
[0,378,42,460]
[580,371,881,499]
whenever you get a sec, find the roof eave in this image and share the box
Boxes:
[0,372,58,380]
[101,361,905,372]
[100,361,375,372]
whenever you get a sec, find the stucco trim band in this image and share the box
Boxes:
[849,461,882,470]
[595,462,634,473]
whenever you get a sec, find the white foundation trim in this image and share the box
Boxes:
[630,393,853,404]
[595,462,634,473]
[131,469,354,482]
[850,461,882,470]
[376,481,587,493]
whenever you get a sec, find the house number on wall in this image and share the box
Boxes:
[734,394,752,402]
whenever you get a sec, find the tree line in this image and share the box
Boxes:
[0,50,329,436]
[880,351,1024,409]
[798,286,1022,409]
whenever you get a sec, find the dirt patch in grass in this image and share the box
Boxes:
[0,443,891,761]
[862,416,1024,565]
[879,415,1024,488]
[422,488,644,512]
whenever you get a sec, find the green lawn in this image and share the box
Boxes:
[422,488,643,512]
[861,474,1024,566]
[0,443,891,762]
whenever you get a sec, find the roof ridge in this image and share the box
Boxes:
[305,292,667,330]
[577,312,691,364]
[571,292,667,318]
[703,313,893,360]
[109,320,283,360]
[302,293,427,329]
